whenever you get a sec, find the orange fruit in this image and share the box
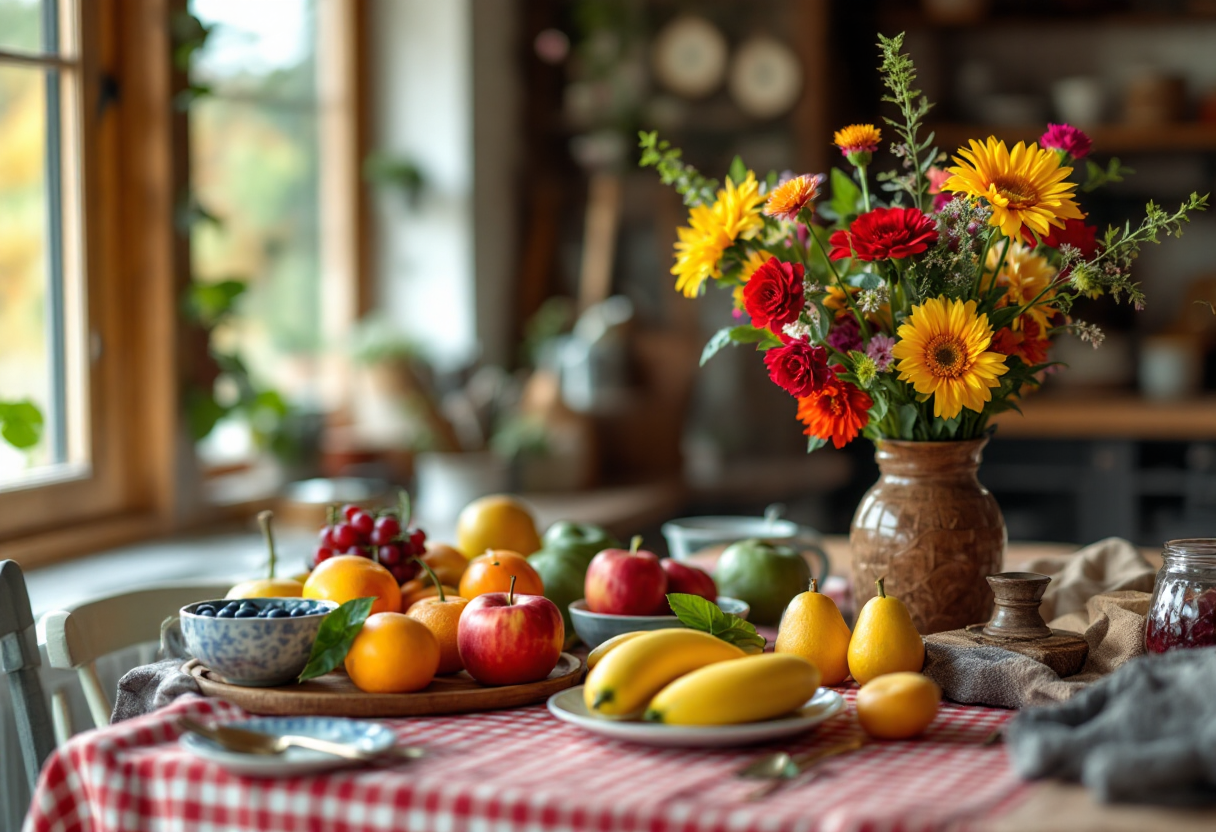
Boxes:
[399,579,461,611]
[345,612,440,693]
[302,555,402,615]
[456,495,542,559]
[406,595,469,674]
[421,542,470,585]
[855,672,941,740]
[459,550,545,599]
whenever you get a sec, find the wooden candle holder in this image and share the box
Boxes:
[942,571,1089,677]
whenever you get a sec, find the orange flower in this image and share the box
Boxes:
[796,374,873,449]
[764,174,819,222]
[990,319,1050,366]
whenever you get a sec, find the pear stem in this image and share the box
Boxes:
[630,535,642,554]
[810,578,819,593]
[876,576,887,599]
[257,511,276,579]
[398,489,412,526]
[507,573,517,606]
[415,557,444,603]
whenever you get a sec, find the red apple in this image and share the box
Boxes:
[584,536,668,616]
[661,559,717,606]
[458,577,564,686]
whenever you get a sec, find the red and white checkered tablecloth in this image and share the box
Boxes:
[25,687,1030,832]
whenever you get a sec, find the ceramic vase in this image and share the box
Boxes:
[850,437,1006,634]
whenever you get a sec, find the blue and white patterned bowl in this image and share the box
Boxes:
[180,598,337,687]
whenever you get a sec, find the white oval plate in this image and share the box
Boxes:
[547,686,845,748]
[180,716,396,777]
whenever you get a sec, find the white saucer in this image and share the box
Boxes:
[180,716,396,777]
[546,686,845,748]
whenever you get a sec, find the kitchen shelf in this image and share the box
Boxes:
[928,122,1216,156]
[992,394,1216,441]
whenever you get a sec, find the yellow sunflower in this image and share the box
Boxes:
[732,249,774,308]
[892,297,1009,420]
[986,242,1059,332]
[671,172,765,297]
[942,137,1085,241]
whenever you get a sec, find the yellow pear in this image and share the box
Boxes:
[847,577,925,686]
[774,579,852,685]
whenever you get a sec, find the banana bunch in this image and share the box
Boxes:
[583,629,821,725]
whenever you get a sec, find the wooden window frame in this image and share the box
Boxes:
[2,0,370,567]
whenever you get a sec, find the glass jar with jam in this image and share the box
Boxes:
[1145,539,1216,654]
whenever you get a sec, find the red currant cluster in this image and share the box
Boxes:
[312,503,427,585]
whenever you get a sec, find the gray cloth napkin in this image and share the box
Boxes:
[111,658,201,723]
[1006,646,1216,806]
[110,617,200,723]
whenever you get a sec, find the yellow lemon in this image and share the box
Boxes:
[775,579,851,685]
[856,672,941,739]
[455,496,541,559]
[847,577,925,686]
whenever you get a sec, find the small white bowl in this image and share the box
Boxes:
[568,597,750,649]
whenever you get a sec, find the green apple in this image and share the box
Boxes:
[541,522,620,567]
[527,548,587,648]
[713,539,812,626]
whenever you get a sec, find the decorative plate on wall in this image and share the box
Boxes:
[729,36,803,119]
[651,16,728,100]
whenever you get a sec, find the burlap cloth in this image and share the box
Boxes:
[923,538,1158,708]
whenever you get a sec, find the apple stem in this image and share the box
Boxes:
[810,578,818,593]
[876,576,887,599]
[257,511,276,579]
[414,557,444,602]
[630,536,642,554]
[507,573,517,606]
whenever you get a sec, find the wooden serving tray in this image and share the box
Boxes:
[185,653,583,717]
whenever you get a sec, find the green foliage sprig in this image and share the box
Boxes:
[874,33,937,211]
[638,131,719,206]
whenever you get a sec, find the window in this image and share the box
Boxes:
[188,0,363,464]
[0,0,87,489]
[0,0,364,563]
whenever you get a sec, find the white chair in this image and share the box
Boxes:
[43,580,232,741]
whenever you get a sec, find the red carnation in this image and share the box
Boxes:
[1041,218,1099,261]
[764,339,830,398]
[743,257,806,333]
[829,206,938,262]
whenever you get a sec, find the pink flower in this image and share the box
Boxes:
[1040,124,1093,160]
[827,316,863,353]
[926,166,953,211]
[865,333,896,372]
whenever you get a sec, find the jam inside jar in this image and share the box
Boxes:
[1145,539,1216,654]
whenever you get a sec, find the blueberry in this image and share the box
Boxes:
[266,608,289,618]
[217,607,236,618]
[222,602,240,613]
[234,607,258,618]
[290,606,310,617]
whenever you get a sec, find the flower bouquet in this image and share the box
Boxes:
[641,33,1209,632]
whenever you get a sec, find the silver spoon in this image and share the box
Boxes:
[178,716,424,762]
[737,736,864,799]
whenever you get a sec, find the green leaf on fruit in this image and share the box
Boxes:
[297,597,375,682]
[667,593,766,652]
